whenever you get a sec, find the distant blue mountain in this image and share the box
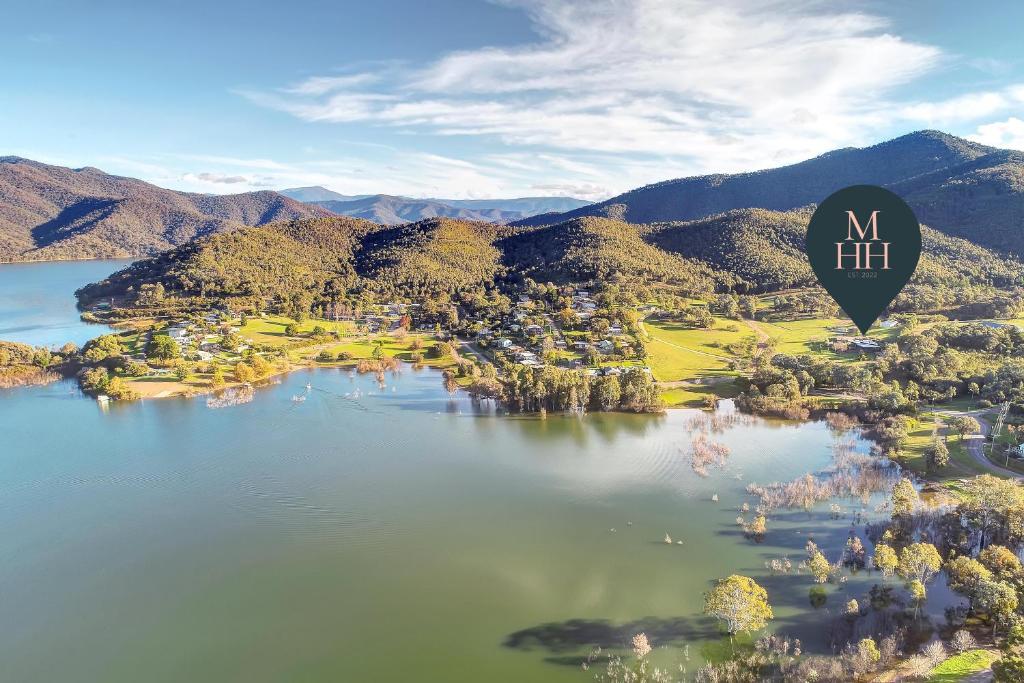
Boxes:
[280,187,591,224]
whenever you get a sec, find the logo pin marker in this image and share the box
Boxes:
[806,185,921,335]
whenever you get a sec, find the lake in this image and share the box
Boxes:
[0,261,942,682]
[0,259,131,347]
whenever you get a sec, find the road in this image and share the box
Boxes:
[930,408,1023,479]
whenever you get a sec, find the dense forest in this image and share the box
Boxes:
[76,201,1024,324]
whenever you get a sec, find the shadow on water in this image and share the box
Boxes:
[503,615,719,666]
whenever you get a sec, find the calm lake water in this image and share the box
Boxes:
[0,261,948,682]
[0,259,130,347]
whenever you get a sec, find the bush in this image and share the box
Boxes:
[317,351,334,362]
[336,351,353,361]
[950,629,978,653]
[122,360,149,377]
[79,367,110,394]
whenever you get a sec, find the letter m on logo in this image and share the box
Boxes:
[846,210,881,241]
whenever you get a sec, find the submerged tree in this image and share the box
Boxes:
[704,574,773,638]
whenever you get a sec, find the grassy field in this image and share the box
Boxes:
[753,317,898,360]
[660,381,741,408]
[927,649,999,682]
[238,315,355,346]
[643,318,751,382]
[898,414,984,479]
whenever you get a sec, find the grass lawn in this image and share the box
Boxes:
[928,649,999,682]
[643,318,752,382]
[754,317,898,360]
[238,315,354,346]
[661,381,740,408]
[899,413,987,479]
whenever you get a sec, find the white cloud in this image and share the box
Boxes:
[969,117,1024,150]
[187,172,250,184]
[242,0,945,176]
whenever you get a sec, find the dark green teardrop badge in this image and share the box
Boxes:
[806,185,921,335]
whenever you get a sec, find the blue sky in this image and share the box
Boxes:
[3,0,1024,200]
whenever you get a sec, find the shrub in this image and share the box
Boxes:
[950,629,977,653]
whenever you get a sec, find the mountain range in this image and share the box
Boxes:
[0,157,329,262]
[280,186,591,224]
[513,130,1024,256]
[7,130,1024,268]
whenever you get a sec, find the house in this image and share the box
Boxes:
[554,339,567,349]
[602,367,622,376]
[608,325,623,335]
[524,324,544,336]
[517,351,538,362]
[573,341,591,351]
[880,320,899,329]
[195,350,214,362]
[851,338,882,352]
[166,325,191,342]
[596,339,615,353]
[476,328,493,338]
[495,338,514,349]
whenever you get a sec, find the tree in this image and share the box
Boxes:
[746,513,767,539]
[925,439,950,471]
[83,334,124,363]
[873,543,898,578]
[703,575,773,637]
[994,654,1024,682]
[210,368,225,388]
[949,415,981,441]
[105,376,139,401]
[945,556,993,596]
[592,374,621,411]
[808,550,831,584]
[234,362,256,383]
[78,367,110,394]
[891,478,919,517]
[250,355,273,377]
[173,361,190,381]
[147,336,180,360]
[975,579,1019,636]
[960,475,1024,549]
[980,545,1023,578]
[897,543,942,596]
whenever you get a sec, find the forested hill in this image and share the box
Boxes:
[512,130,1024,255]
[77,208,1024,320]
[646,207,1024,297]
[0,157,330,262]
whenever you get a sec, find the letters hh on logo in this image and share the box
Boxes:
[835,210,890,270]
